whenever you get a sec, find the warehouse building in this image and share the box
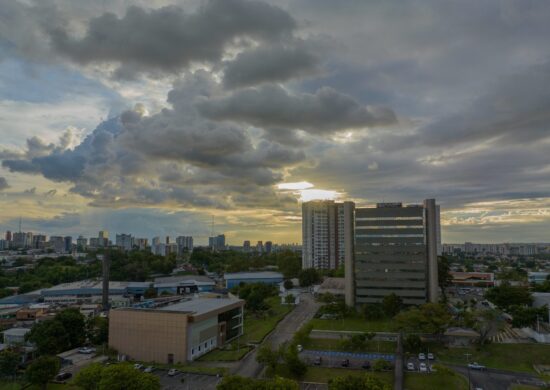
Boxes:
[109,296,244,363]
[153,275,215,294]
[224,271,284,289]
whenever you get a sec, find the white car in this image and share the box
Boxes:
[419,363,428,372]
[407,362,415,371]
[167,368,178,376]
[144,366,154,373]
[418,353,426,360]
[78,347,95,354]
[133,364,143,370]
[427,353,434,360]
[296,344,303,352]
[468,362,486,370]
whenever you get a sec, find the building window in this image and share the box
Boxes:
[204,342,207,349]
[192,348,194,355]
[198,346,201,351]
[167,354,174,364]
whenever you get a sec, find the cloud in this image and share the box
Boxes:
[198,84,397,134]
[0,177,9,190]
[48,0,296,78]
[223,41,319,88]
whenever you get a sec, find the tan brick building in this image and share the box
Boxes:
[109,296,244,364]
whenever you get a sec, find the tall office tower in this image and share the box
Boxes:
[5,231,11,241]
[302,200,355,270]
[76,235,87,250]
[64,236,73,253]
[98,230,109,247]
[152,236,161,246]
[209,234,226,250]
[135,238,148,250]
[49,236,65,253]
[265,241,272,254]
[176,236,193,254]
[12,232,26,249]
[348,199,440,307]
[166,236,170,245]
[243,240,251,252]
[256,241,263,253]
[116,234,134,251]
[32,234,47,249]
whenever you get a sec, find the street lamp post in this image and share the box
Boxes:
[465,353,472,390]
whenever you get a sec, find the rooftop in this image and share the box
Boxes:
[3,328,31,337]
[154,275,214,284]
[157,296,243,316]
[224,271,283,280]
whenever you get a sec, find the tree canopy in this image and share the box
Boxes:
[328,374,390,390]
[25,356,60,390]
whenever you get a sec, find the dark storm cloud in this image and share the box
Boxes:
[49,0,295,77]
[198,84,396,134]
[223,41,319,88]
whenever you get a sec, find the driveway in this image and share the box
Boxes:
[448,364,547,390]
[233,293,321,377]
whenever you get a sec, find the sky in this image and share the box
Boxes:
[0,0,550,245]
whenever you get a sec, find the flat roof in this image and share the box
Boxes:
[41,280,149,295]
[224,271,283,280]
[3,328,30,336]
[157,297,243,316]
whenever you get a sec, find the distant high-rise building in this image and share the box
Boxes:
[302,200,355,270]
[166,236,170,245]
[49,236,65,253]
[77,235,87,250]
[89,237,99,248]
[265,241,272,254]
[5,231,12,241]
[176,236,193,254]
[32,234,47,249]
[12,232,33,249]
[152,237,161,246]
[64,236,73,253]
[135,238,148,250]
[243,240,251,252]
[116,234,134,251]
[209,234,225,250]
[0,239,9,250]
[256,241,263,253]
[98,230,109,247]
[349,199,440,307]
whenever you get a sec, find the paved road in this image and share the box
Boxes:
[156,370,222,390]
[233,293,321,378]
[449,364,547,390]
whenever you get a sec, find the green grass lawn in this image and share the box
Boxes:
[305,337,396,353]
[308,316,395,332]
[405,371,468,390]
[243,296,292,343]
[429,343,550,374]
[0,384,81,390]
[301,367,393,385]
[509,385,544,390]
[197,344,253,361]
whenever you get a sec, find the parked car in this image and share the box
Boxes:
[144,366,154,373]
[55,372,72,381]
[361,361,371,369]
[313,356,322,366]
[468,362,486,370]
[407,362,415,371]
[341,359,350,367]
[427,353,434,360]
[167,368,178,376]
[418,353,426,360]
[78,347,95,354]
[419,363,428,372]
[296,344,303,352]
[134,363,144,370]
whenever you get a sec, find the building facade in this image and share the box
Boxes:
[176,236,193,254]
[348,199,440,307]
[302,200,355,270]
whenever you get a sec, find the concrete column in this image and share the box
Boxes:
[344,201,355,307]
[424,199,439,303]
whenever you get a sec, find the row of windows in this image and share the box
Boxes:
[356,225,423,229]
[356,242,425,246]
[356,217,423,221]
[191,338,215,357]
[356,234,424,238]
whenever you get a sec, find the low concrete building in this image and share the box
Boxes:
[109,296,244,364]
[528,272,550,285]
[450,272,495,287]
[153,275,215,294]
[444,327,480,347]
[2,327,31,347]
[224,271,283,289]
[315,277,345,297]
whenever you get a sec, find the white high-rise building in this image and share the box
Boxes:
[176,236,193,254]
[116,234,134,251]
[301,200,355,270]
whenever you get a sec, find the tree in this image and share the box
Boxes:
[26,319,70,355]
[256,344,279,374]
[144,284,158,299]
[438,256,453,302]
[403,334,422,353]
[328,374,390,390]
[217,375,299,390]
[485,282,533,310]
[87,316,109,345]
[0,350,20,379]
[372,359,392,372]
[285,294,296,305]
[382,293,402,317]
[473,308,503,345]
[363,303,385,320]
[56,308,86,348]
[75,363,103,390]
[395,303,451,335]
[508,305,548,328]
[277,251,302,279]
[283,279,294,290]
[98,364,160,390]
[25,356,60,390]
[298,268,320,287]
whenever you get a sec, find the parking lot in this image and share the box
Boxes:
[154,369,222,390]
[405,353,436,373]
[300,350,394,369]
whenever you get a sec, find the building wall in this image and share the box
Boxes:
[187,316,218,360]
[352,201,439,306]
[226,277,283,289]
[109,310,189,364]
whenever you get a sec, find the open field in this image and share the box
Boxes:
[308,317,395,333]
[243,296,292,343]
[300,366,393,385]
[305,337,396,353]
[405,371,468,390]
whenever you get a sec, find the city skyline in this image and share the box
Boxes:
[2,1,550,244]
